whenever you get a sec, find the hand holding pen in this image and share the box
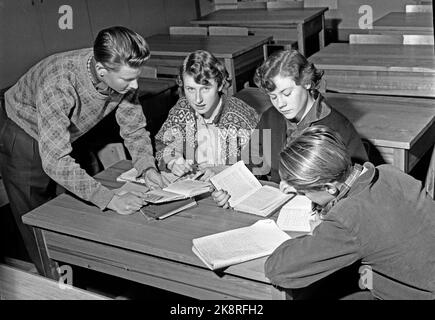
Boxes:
[168,157,195,177]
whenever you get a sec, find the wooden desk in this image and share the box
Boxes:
[190,8,328,57]
[371,12,434,35]
[325,93,435,173]
[145,34,272,95]
[234,87,435,173]
[22,160,286,300]
[309,43,435,97]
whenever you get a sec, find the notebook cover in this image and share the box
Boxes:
[140,198,197,220]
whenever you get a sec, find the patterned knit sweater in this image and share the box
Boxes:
[4,48,156,209]
[155,94,259,168]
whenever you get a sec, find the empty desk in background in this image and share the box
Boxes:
[309,43,435,97]
[190,7,328,57]
[137,77,178,137]
[145,34,272,95]
[22,160,287,300]
[325,92,435,173]
[371,12,434,35]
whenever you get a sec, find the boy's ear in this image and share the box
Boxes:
[324,183,339,196]
[95,62,108,78]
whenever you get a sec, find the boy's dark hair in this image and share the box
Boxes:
[254,49,324,93]
[94,26,150,71]
[177,50,230,95]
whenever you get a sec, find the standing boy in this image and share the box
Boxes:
[0,26,166,275]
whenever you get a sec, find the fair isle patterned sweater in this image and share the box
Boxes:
[4,48,156,209]
[155,94,259,168]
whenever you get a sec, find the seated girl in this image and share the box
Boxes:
[155,50,259,180]
[252,49,368,183]
[213,49,368,206]
[265,125,435,300]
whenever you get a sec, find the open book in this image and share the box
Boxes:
[209,161,292,217]
[276,195,315,233]
[192,219,291,270]
[117,168,211,203]
[143,180,212,203]
[115,182,198,219]
[117,168,179,184]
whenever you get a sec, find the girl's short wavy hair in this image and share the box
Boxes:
[279,125,352,192]
[254,49,324,93]
[94,26,150,71]
[177,50,230,95]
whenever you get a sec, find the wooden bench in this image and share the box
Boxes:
[0,264,109,300]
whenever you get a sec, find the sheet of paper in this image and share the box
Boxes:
[276,195,314,232]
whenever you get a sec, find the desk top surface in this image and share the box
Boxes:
[373,12,434,32]
[191,7,328,25]
[137,78,177,97]
[145,34,272,59]
[324,93,435,149]
[22,160,275,283]
[309,43,435,73]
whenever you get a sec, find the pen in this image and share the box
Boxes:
[173,163,200,182]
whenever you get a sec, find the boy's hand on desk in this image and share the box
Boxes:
[167,157,194,177]
[212,190,231,209]
[108,192,148,215]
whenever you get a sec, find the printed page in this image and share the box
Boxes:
[192,219,291,270]
[163,180,212,197]
[236,185,290,213]
[276,195,313,232]
[210,161,262,208]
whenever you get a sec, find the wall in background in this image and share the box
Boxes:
[0,0,199,88]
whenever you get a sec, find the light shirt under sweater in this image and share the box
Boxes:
[195,98,225,166]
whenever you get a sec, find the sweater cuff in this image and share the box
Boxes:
[134,156,157,176]
[90,184,116,210]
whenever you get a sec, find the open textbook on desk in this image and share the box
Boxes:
[116,182,198,220]
[192,219,291,270]
[210,161,292,217]
[117,168,211,203]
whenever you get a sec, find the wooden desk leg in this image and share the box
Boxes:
[319,14,326,49]
[224,58,236,95]
[392,149,408,173]
[297,23,306,56]
[33,228,60,281]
